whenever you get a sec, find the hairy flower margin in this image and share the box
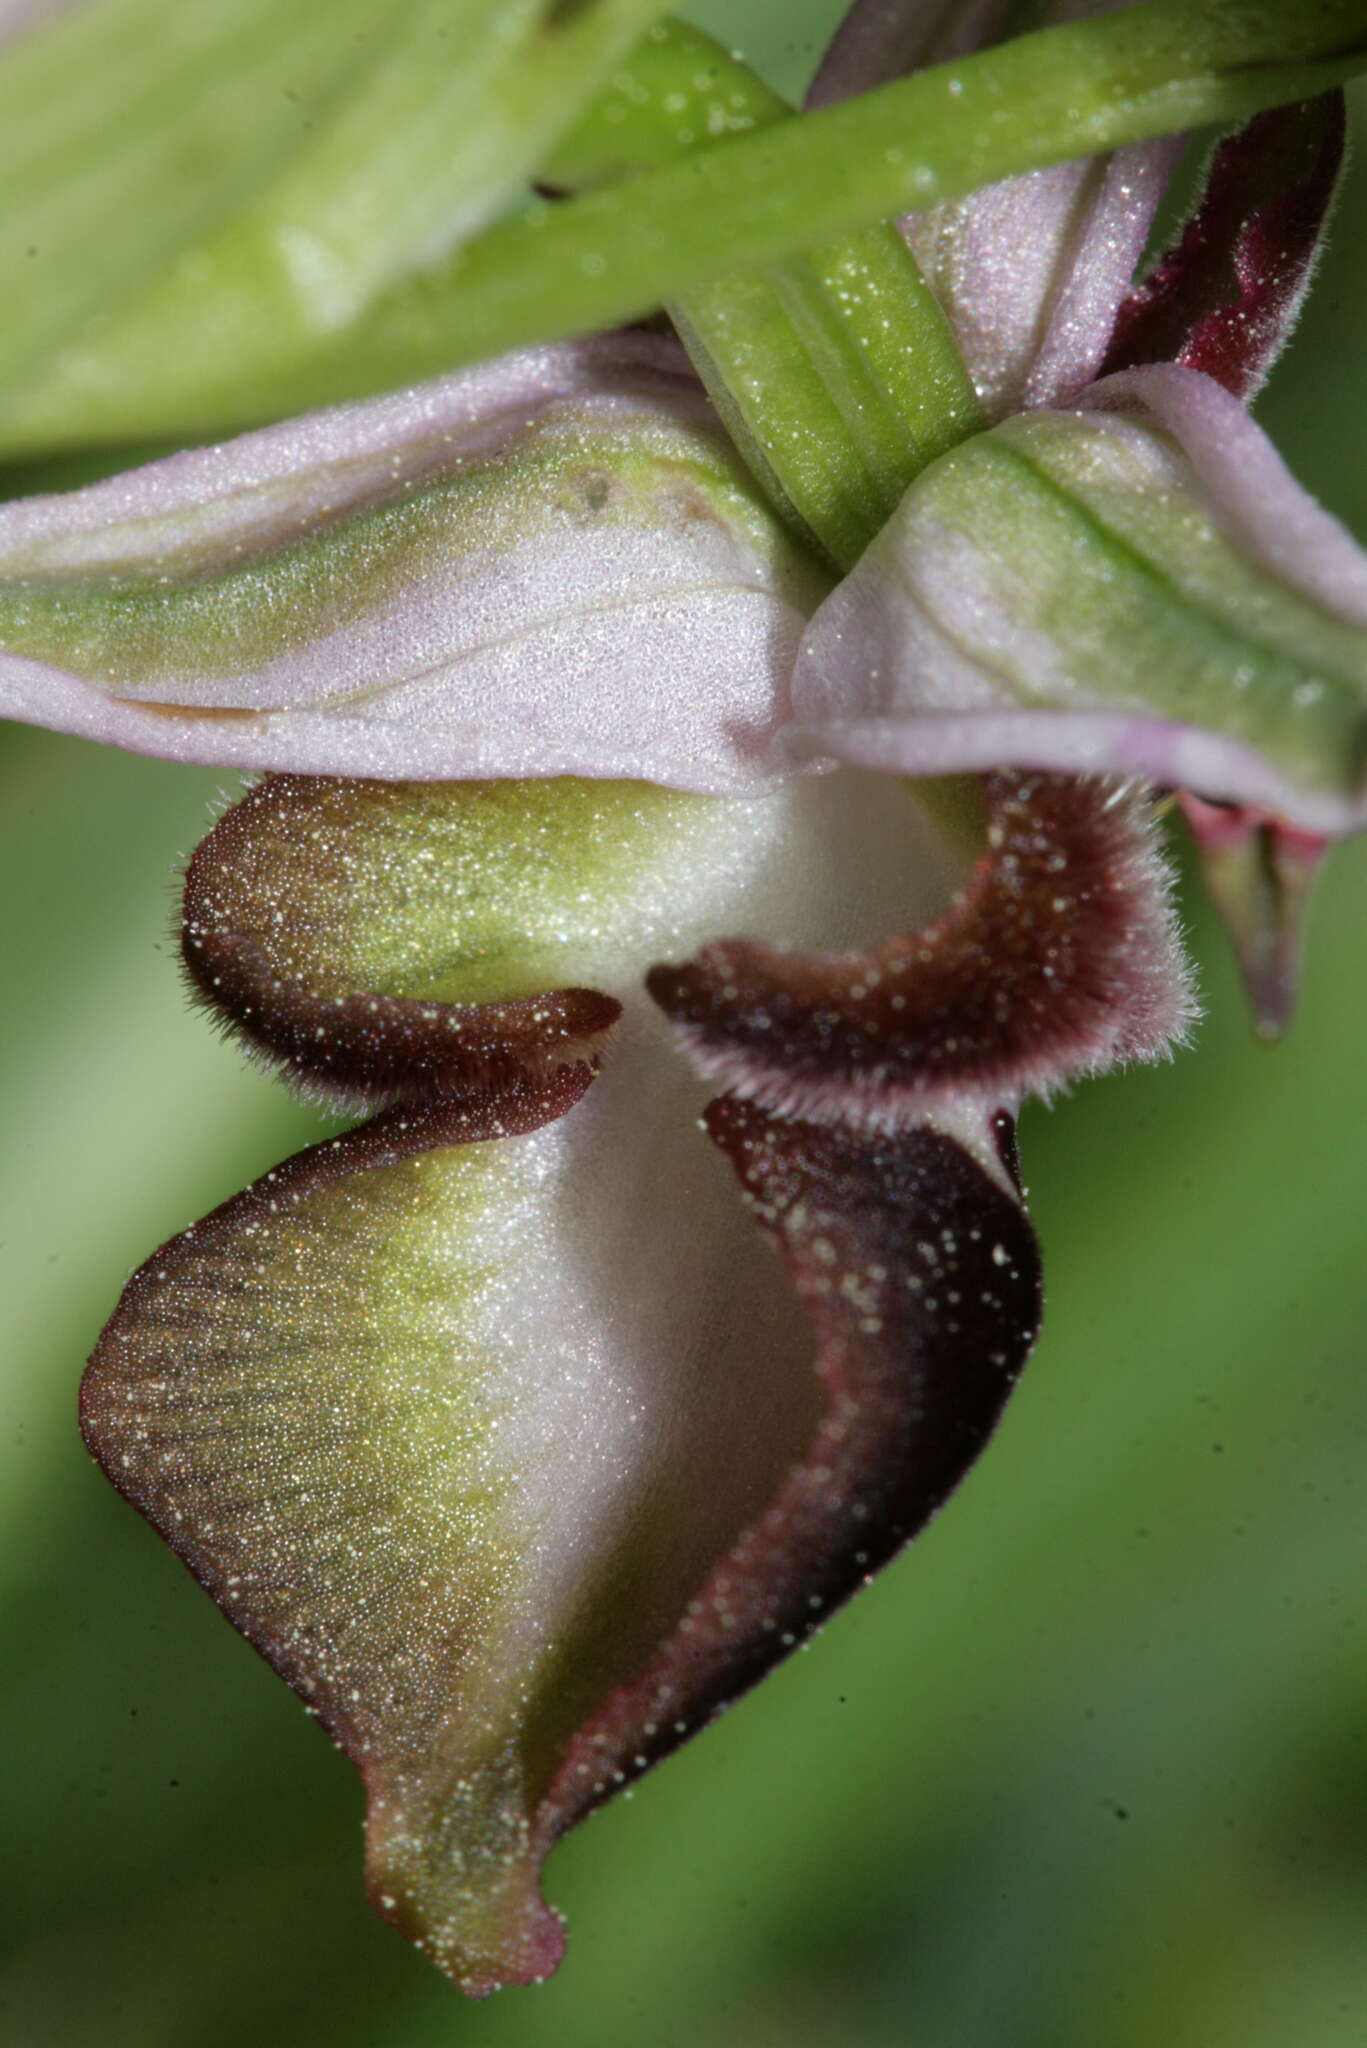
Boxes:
[2,0,1366,1999]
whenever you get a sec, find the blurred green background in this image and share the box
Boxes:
[3,7,1367,2044]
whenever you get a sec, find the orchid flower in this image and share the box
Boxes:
[2,0,1365,2002]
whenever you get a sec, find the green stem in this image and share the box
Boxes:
[672,230,983,572]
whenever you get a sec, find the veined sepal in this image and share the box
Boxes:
[788,364,1367,837]
[0,334,827,792]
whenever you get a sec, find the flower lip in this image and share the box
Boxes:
[82,746,1114,1996]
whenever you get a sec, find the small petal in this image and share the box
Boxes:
[0,334,825,793]
[790,364,1367,834]
[1103,94,1346,400]
[809,0,1180,419]
[649,772,1193,1129]
[902,138,1181,419]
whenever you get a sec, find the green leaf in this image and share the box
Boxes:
[0,0,672,460]
[0,0,396,398]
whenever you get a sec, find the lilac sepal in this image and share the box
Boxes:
[782,713,1367,839]
[0,335,825,795]
[788,361,1367,834]
[1081,366,1367,627]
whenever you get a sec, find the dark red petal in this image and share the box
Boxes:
[1102,94,1346,400]
[183,774,620,1110]
[533,1095,1042,1845]
[647,772,1189,1127]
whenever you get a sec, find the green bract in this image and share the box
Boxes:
[1,0,1363,456]
[0,0,673,457]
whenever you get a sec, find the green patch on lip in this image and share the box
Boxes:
[186,772,773,1009]
[79,1091,591,1995]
